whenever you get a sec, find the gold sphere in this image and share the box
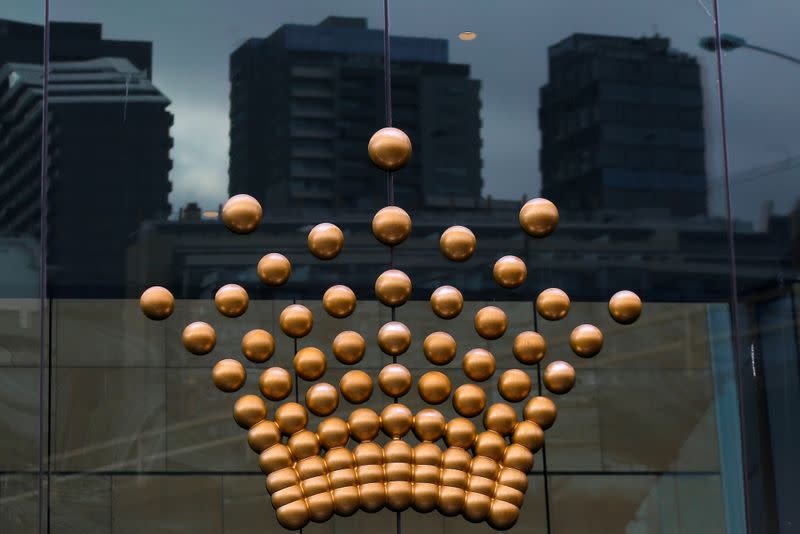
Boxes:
[462,348,496,382]
[493,255,527,289]
[259,444,293,475]
[293,346,327,381]
[257,252,291,286]
[430,285,464,319]
[380,403,413,438]
[374,269,412,307]
[378,364,412,398]
[474,305,508,340]
[181,321,217,355]
[306,382,339,416]
[536,287,571,321]
[247,419,281,453]
[377,321,411,356]
[275,500,309,530]
[372,206,412,246]
[523,396,557,430]
[423,332,457,365]
[233,394,267,429]
[498,369,532,403]
[211,359,246,393]
[222,194,262,234]
[317,417,350,449]
[503,443,534,473]
[519,197,559,238]
[512,331,546,365]
[413,408,446,442]
[484,403,517,435]
[340,370,373,404]
[307,222,344,260]
[543,360,576,395]
[452,383,487,417]
[367,127,412,171]
[214,283,249,318]
[259,367,292,401]
[444,418,477,448]
[288,429,320,460]
[348,408,380,442]
[322,285,356,318]
[488,500,521,531]
[240,329,275,363]
[279,304,313,338]
[439,225,476,262]
[274,402,308,435]
[331,331,365,365]
[512,420,544,452]
[570,324,604,358]
[473,431,506,461]
[139,286,174,320]
[609,290,642,324]
[417,371,451,405]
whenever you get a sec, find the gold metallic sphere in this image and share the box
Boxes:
[378,364,412,398]
[439,225,476,262]
[181,321,217,355]
[214,283,249,318]
[211,358,246,392]
[474,431,506,461]
[513,420,544,452]
[348,408,381,442]
[536,287,571,321]
[484,403,517,435]
[493,255,527,289]
[317,417,350,449]
[380,403,413,438]
[260,444,293,476]
[294,346,327,381]
[543,360,576,395]
[524,396,557,430]
[498,369,532,402]
[307,222,344,260]
[279,304,313,338]
[240,329,275,364]
[512,331,546,365]
[287,429,320,460]
[257,252,291,286]
[233,394,267,429]
[413,408,446,442]
[609,290,642,324]
[340,370,373,404]
[444,418,477,448]
[247,419,281,453]
[503,443,534,473]
[462,348,496,382]
[417,371,451,405]
[331,331,365,365]
[422,331,457,366]
[139,286,174,320]
[322,285,356,318]
[488,500,521,531]
[372,206,412,246]
[306,382,339,416]
[570,324,604,358]
[368,127,412,171]
[377,321,411,356]
[374,269,412,307]
[474,305,508,340]
[222,194,262,234]
[274,402,308,435]
[430,285,464,319]
[259,367,292,401]
[519,197,559,238]
[452,383,487,418]
[275,500,309,530]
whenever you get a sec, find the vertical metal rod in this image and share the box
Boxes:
[533,310,552,534]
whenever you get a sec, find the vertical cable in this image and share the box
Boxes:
[532,310,552,534]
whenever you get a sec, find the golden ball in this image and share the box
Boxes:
[462,348,496,382]
[307,222,344,260]
[384,440,412,464]
[274,402,308,435]
[340,370,373,404]
[452,383,487,417]
[212,359,246,393]
[317,417,350,449]
[519,197,558,238]
[487,499,521,530]
[523,396,557,430]
[414,442,442,466]
[257,252,291,286]
[322,285,356,318]
[372,206,412,246]
[512,420,544,452]
[214,283,249,318]
[498,369,532,402]
[377,321,411,356]
[430,285,463,319]
[543,360,576,395]
[233,394,267,429]
[512,331,546,364]
[275,500,309,531]
[474,305,508,340]
[307,493,335,523]
[470,455,500,479]
[503,443,534,473]
[139,286,174,320]
[287,429,320,460]
[536,287,571,321]
[306,382,339,416]
[444,417,477,448]
[386,482,413,512]
[331,331,365,365]
[222,194,262,234]
[439,225,476,262]
[380,403,413,438]
[493,255,527,289]
[498,467,528,493]
[413,408,446,442]
[332,487,360,517]
[293,346,326,381]
[378,363,412,398]
[463,493,492,523]
[570,324,604,358]
[359,482,387,513]
[484,403,518,435]
[368,127,412,171]
[609,290,642,324]
[417,371,451,405]
[240,329,275,363]
[423,332,457,365]
[374,269,412,307]
[473,431,506,461]
[348,408,380,442]
[247,419,281,453]
[258,367,292,401]
[259,444,293,475]
[279,304,313,338]
[182,321,217,355]
[438,486,466,516]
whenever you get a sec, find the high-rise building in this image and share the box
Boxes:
[539,34,706,217]
[228,16,482,211]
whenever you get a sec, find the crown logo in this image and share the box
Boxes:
[139,126,642,531]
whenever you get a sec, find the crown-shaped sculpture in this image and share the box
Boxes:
[139,127,642,531]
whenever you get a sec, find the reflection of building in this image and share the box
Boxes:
[228,16,482,211]
[539,34,706,217]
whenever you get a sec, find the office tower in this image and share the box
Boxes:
[539,34,706,217]
[229,16,482,211]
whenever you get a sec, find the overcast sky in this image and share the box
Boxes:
[7,0,800,225]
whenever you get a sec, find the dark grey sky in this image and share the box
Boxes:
[8,0,800,225]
